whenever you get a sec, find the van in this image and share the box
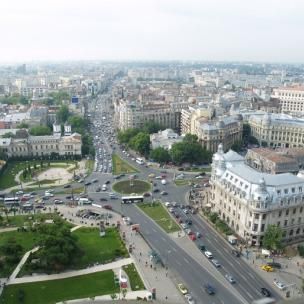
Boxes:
[102,184,107,191]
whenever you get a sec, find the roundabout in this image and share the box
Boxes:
[112,179,151,195]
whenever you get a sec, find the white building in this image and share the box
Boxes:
[209,144,304,246]
[272,86,304,114]
[150,129,183,150]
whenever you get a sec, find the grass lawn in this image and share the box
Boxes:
[112,154,139,175]
[73,227,128,268]
[0,230,39,277]
[0,270,118,304]
[174,179,195,186]
[0,161,77,190]
[123,263,145,291]
[182,166,211,173]
[138,202,180,233]
[85,159,95,174]
[112,179,150,194]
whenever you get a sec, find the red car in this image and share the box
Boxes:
[103,204,113,210]
[189,234,196,241]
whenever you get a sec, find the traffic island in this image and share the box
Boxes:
[112,179,151,195]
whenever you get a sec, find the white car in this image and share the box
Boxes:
[274,280,286,290]
[165,202,171,207]
[185,294,195,304]
[204,251,213,259]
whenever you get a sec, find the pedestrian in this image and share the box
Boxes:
[139,252,142,256]
[145,261,148,267]
[165,296,168,300]
[150,264,153,269]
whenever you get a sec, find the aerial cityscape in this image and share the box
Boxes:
[0,1,303,304]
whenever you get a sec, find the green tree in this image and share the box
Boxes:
[48,91,70,105]
[263,224,283,251]
[231,140,244,152]
[2,132,15,138]
[143,121,165,134]
[183,133,198,144]
[56,105,70,123]
[117,128,140,144]
[29,125,52,136]
[129,132,150,156]
[150,147,171,164]
[17,122,29,129]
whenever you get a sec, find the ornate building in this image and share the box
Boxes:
[209,144,304,246]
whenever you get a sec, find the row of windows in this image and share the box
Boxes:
[278,92,304,98]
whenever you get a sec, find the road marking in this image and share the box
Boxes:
[152,228,157,233]
[218,298,225,304]
[235,260,241,265]
[183,257,190,264]
[240,274,246,281]
[172,247,177,252]
[245,291,253,299]
[223,247,229,254]
[161,237,166,242]
[176,260,182,266]
[248,273,255,279]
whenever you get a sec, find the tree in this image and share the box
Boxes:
[183,133,198,144]
[17,122,29,129]
[150,147,171,164]
[231,140,243,152]
[129,132,150,156]
[56,105,70,123]
[117,128,140,144]
[29,125,52,136]
[263,225,283,251]
[48,91,70,105]
[121,289,127,299]
[143,121,165,134]
[2,132,15,138]
[110,294,118,300]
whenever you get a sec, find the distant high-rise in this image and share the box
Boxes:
[16,64,26,74]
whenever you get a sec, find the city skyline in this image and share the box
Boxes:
[1,0,304,63]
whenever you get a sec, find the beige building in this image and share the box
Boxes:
[113,99,181,131]
[245,148,299,174]
[249,113,304,148]
[209,144,304,246]
[272,86,304,114]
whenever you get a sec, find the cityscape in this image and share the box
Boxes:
[0,1,304,304]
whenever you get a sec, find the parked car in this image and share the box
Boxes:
[231,249,241,257]
[274,280,286,290]
[197,243,206,252]
[204,251,213,259]
[103,204,113,210]
[177,283,188,295]
[100,198,108,202]
[261,265,274,272]
[261,287,271,297]
[267,262,281,269]
[63,184,71,188]
[211,259,221,268]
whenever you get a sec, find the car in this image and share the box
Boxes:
[66,195,72,200]
[185,294,195,304]
[195,232,201,238]
[105,180,111,184]
[225,274,236,284]
[267,262,282,269]
[153,189,160,193]
[161,191,168,195]
[197,243,206,252]
[63,184,71,188]
[84,181,91,186]
[177,283,188,295]
[185,228,192,235]
[261,265,274,272]
[103,204,113,210]
[232,249,241,257]
[261,287,271,297]
[189,234,196,241]
[203,283,215,295]
[168,207,175,213]
[274,280,286,290]
[183,209,189,214]
[185,219,192,225]
[204,251,213,259]
[211,259,221,268]
[181,223,189,229]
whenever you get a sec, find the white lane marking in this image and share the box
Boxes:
[218,298,225,304]
[172,247,177,252]
[152,228,157,233]
[213,238,219,244]
[183,257,190,264]
[161,237,166,242]
[248,273,255,279]
[223,247,229,254]
[235,260,241,265]
[176,260,182,266]
[245,291,253,299]
[240,274,246,281]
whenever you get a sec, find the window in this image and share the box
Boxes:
[249,212,252,217]
[293,208,297,214]
[299,187,303,193]
[254,214,259,220]
[278,210,282,217]
[262,214,267,220]
[284,220,288,227]
[300,207,303,213]
[292,188,295,193]
[277,190,281,195]
[253,224,258,232]
[286,209,289,216]
[277,221,280,227]
[261,224,265,232]
[284,189,288,194]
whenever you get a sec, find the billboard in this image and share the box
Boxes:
[71,96,79,104]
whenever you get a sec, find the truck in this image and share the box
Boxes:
[228,235,238,245]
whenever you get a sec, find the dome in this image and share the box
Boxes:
[212,143,225,163]
[253,177,270,201]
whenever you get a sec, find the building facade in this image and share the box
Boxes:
[272,86,304,114]
[209,144,304,246]
[150,129,183,150]
[249,113,304,148]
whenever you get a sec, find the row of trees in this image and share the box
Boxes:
[0,95,29,105]
[118,125,212,165]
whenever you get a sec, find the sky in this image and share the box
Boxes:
[0,0,304,63]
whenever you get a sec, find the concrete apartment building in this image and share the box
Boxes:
[249,113,304,148]
[113,99,181,131]
[0,125,81,159]
[272,86,304,114]
[209,144,304,246]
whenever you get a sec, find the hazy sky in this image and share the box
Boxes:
[1,0,303,63]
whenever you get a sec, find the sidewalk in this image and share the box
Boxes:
[9,258,133,285]
[119,221,186,304]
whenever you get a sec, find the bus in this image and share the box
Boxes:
[122,195,144,204]
[4,197,19,202]
[252,298,276,304]
[136,158,144,165]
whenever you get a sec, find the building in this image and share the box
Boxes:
[245,148,299,174]
[114,99,181,131]
[249,113,304,148]
[194,115,243,153]
[209,144,304,246]
[0,127,81,159]
[272,86,304,114]
[150,129,183,150]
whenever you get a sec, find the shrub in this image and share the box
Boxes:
[298,245,304,257]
